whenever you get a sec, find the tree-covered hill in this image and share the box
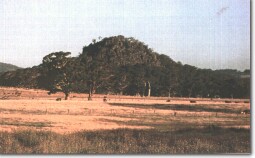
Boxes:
[0,35,250,99]
[0,62,22,73]
[215,69,250,78]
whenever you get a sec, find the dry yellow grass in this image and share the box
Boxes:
[0,87,250,134]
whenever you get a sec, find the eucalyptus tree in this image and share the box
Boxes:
[41,52,76,100]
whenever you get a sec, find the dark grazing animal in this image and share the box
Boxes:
[103,96,107,102]
[56,98,62,101]
[241,109,250,114]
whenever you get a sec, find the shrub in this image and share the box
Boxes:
[14,130,41,147]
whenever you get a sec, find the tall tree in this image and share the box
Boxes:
[41,52,74,100]
[80,42,115,100]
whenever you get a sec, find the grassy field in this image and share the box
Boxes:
[0,127,250,154]
[0,87,251,154]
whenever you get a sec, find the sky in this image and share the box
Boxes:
[0,0,250,70]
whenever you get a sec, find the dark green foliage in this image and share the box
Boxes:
[78,35,161,99]
[0,66,41,88]
[39,52,76,99]
[0,128,250,154]
[0,35,250,98]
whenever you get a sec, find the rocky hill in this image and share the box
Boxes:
[81,36,164,67]
[0,36,250,98]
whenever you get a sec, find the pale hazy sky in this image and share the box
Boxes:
[0,0,250,70]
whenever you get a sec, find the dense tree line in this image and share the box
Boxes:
[0,36,250,99]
